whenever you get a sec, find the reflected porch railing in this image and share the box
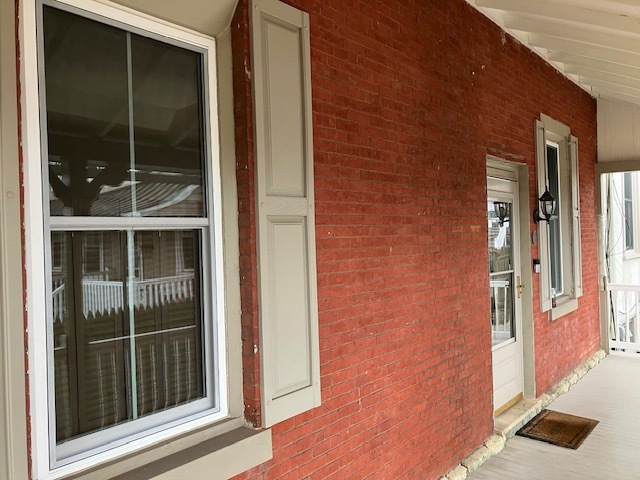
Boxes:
[51,274,195,321]
[607,283,640,353]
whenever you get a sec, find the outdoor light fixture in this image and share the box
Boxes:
[533,188,556,224]
[493,201,509,226]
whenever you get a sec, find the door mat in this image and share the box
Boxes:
[516,409,599,449]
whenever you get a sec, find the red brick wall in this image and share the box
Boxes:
[232,0,599,478]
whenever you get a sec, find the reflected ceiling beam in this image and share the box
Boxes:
[99,50,170,138]
[48,133,201,169]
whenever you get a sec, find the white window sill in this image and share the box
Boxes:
[63,423,272,480]
[550,297,578,321]
[623,250,640,261]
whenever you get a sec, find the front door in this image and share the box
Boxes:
[488,176,524,414]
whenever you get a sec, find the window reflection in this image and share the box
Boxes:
[44,6,205,218]
[488,201,514,346]
[52,230,204,443]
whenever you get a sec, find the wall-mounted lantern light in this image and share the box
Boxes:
[493,201,509,226]
[533,188,556,224]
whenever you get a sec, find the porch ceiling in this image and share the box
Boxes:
[468,0,640,107]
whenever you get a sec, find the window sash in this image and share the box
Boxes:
[547,141,563,296]
[52,228,217,463]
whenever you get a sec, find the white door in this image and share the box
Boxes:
[488,177,524,414]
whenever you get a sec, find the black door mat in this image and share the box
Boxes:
[516,409,599,449]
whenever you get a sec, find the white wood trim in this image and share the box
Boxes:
[0,0,29,476]
[570,135,583,298]
[21,0,50,474]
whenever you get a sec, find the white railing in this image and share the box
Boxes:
[52,274,195,322]
[607,283,640,353]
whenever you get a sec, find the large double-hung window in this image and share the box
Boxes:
[38,0,225,467]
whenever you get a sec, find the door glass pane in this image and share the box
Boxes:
[43,6,205,218]
[488,201,514,347]
[52,230,204,443]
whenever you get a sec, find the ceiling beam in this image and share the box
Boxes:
[566,66,640,90]
[507,17,640,53]
[591,87,640,106]
[528,35,640,69]
[580,77,640,99]
[549,51,640,79]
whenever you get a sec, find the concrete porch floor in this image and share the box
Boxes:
[468,353,640,479]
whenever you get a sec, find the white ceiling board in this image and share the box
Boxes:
[479,0,640,36]
[111,0,238,36]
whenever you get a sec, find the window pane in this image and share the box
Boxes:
[52,230,204,443]
[43,6,205,218]
[547,144,562,295]
[624,172,634,251]
[130,35,206,217]
[488,201,514,347]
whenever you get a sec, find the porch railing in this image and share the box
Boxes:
[52,274,195,322]
[606,283,640,353]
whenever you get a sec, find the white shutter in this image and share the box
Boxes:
[569,135,583,298]
[535,119,553,312]
[250,0,320,427]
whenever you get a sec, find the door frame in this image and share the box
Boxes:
[487,156,536,401]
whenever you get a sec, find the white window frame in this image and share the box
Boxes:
[24,0,231,477]
[546,140,564,297]
[535,114,582,320]
[622,171,640,258]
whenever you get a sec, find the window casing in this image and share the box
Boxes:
[32,0,228,474]
[535,115,582,317]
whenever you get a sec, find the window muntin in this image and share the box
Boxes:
[546,141,563,296]
[39,2,223,467]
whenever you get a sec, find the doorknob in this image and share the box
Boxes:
[516,276,524,299]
